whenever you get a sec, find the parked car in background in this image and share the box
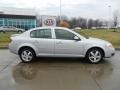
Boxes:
[74,27,82,30]
[9,27,115,64]
[91,27,97,30]
[0,26,25,33]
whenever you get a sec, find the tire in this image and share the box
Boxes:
[0,31,5,33]
[19,48,35,63]
[86,48,103,64]
[18,30,22,33]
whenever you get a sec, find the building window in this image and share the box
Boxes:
[0,18,4,26]
[0,18,36,30]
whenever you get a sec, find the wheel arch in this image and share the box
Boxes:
[85,47,105,57]
[18,46,36,56]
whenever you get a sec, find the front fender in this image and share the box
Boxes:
[83,43,106,56]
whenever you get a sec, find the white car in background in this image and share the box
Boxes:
[91,27,97,30]
[0,26,25,33]
[9,27,115,64]
[74,27,81,30]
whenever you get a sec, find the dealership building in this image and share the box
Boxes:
[0,7,36,30]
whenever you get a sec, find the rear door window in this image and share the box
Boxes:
[30,29,52,39]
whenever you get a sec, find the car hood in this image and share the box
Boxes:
[87,37,110,44]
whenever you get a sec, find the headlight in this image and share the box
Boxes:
[106,43,113,48]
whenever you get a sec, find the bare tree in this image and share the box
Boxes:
[113,10,119,32]
[69,17,77,28]
[56,15,69,26]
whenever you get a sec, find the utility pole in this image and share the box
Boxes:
[59,0,62,23]
[86,19,89,30]
[108,5,112,30]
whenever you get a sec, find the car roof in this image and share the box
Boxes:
[28,27,69,32]
[21,26,86,40]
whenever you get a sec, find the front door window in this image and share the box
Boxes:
[55,29,75,40]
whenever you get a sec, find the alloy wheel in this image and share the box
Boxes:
[88,50,102,63]
[21,50,33,62]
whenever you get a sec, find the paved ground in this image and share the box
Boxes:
[0,50,120,90]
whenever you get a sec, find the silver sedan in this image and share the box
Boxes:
[9,27,115,63]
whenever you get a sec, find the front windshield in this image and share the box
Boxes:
[74,30,89,39]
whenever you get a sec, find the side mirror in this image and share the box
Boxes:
[74,36,81,41]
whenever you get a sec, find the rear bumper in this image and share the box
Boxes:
[8,43,18,55]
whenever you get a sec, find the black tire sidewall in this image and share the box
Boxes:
[18,30,22,33]
[86,48,103,64]
[19,48,35,63]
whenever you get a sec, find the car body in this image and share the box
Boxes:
[0,26,25,33]
[9,27,115,63]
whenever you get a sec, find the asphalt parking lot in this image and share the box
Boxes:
[0,49,120,90]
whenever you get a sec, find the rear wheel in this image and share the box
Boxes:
[0,30,5,33]
[19,48,35,63]
[86,48,104,64]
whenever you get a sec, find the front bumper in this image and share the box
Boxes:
[104,47,115,58]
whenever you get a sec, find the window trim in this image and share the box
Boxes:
[30,29,52,39]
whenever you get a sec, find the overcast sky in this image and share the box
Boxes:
[0,0,120,20]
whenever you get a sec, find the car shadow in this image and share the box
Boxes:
[30,57,107,64]
[12,57,113,83]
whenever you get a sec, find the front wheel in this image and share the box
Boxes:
[86,48,104,64]
[19,48,35,63]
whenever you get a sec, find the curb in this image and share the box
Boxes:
[115,48,120,51]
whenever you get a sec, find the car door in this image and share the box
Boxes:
[30,28,54,56]
[54,29,84,57]
[6,26,12,31]
[12,27,16,32]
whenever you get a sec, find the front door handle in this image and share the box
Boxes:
[56,41,62,44]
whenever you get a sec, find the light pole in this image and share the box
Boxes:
[86,19,89,29]
[59,0,62,23]
[108,5,112,30]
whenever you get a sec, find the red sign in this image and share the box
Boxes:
[44,19,55,26]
